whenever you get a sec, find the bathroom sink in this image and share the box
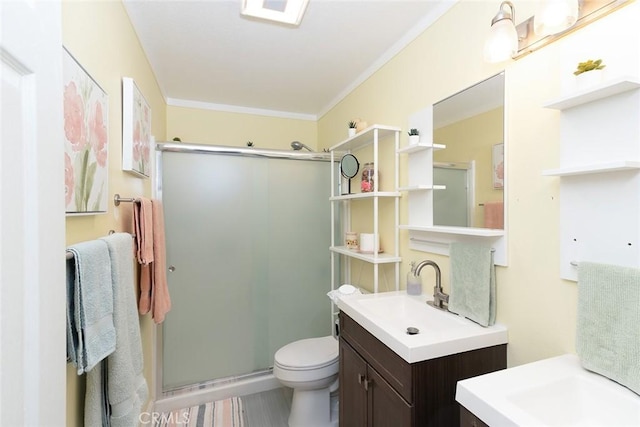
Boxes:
[336,291,507,363]
[456,354,640,426]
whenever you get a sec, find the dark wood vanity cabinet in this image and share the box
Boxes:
[339,312,506,427]
[459,405,490,427]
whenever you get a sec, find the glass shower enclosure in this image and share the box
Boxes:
[157,144,335,392]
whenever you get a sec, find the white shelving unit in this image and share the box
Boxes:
[329,125,401,294]
[398,107,508,266]
[542,76,640,281]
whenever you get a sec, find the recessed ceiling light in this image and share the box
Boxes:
[241,0,310,26]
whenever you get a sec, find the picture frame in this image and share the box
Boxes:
[492,143,504,189]
[63,46,109,215]
[122,77,152,178]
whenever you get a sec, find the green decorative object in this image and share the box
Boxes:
[574,59,605,76]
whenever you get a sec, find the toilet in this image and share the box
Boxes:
[273,335,339,427]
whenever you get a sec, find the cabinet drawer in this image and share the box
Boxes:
[340,312,413,402]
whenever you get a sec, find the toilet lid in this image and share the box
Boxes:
[275,336,338,370]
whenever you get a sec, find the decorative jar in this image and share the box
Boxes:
[361,162,378,192]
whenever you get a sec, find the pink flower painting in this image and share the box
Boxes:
[122,77,151,177]
[492,143,504,189]
[63,47,109,214]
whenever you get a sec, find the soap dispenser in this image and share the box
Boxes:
[407,261,422,296]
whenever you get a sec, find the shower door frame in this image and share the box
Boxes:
[152,142,336,408]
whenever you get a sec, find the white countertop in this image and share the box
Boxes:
[456,354,640,426]
[336,291,508,363]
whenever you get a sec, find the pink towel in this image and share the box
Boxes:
[133,198,154,265]
[133,198,154,315]
[483,201,504,229]
[150,199,171,323]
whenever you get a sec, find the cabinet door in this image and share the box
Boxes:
[368,365,412,427]
[460,405,489,427]
[340,339,367,426]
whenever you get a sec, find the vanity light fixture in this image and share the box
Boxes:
[483,1,518,63]
[515,0,631,59]
[241,0,310,26]
[484,0,631,62]
[533,0,580,35]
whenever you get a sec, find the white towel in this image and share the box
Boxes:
[577,262,640,396]
[327,284,362,302]
[448,242,496,327]
[85,233,148,426]
[66,240,116,374]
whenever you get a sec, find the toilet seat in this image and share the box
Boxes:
[274,336,338,371]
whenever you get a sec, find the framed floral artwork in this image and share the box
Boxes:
[122,77,151,178]
[492,143,504,189]
[63,47,108,215]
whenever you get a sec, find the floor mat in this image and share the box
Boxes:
[156,397,244,427]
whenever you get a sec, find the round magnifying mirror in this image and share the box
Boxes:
[340,154,359,194]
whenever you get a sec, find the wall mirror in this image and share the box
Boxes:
[432,72,505,230]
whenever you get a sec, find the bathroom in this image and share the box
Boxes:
[3,0,639,425]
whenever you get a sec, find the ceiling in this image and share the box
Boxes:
[123,0,457,120]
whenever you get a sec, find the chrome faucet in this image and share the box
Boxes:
[415,260,449,310]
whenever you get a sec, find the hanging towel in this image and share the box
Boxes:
[85,233,148,427]
[576,262,640,396]
[448,242,496,327]
[150,199,171,323]
[133,197,154,315]
[133,197,154,265]
[483,201,504,229]
[66,240,116,375]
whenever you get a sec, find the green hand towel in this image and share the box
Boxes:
[577,262,640,396]
[448,242,496,327]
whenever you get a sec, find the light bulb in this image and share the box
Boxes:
[534,0,579,36]
[484,19,518,63]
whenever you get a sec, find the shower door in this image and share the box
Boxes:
[160,151,332,391]
[433,164,472,227]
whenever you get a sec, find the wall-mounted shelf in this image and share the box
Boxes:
[399,225,505,237]
[397,142,446,154]
[330,191,401,201]
[330,246,402,264]
[398,185,446,192]
[330,124,401,152]
[543,76,640,110]
[542,74,640,281]
[542,160,640,176]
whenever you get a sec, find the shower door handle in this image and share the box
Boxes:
[168,266,176,272]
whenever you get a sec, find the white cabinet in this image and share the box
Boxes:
[329,125,401,294]
[543,76,640,281]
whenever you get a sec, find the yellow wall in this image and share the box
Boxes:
[166,105,318,150]
[62,1,166,424]
[318,0,640,368]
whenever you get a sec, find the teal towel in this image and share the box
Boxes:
[577,262,640,396]
[66,240,116,374]
[448,242,496,327]
[85,233,148,427]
